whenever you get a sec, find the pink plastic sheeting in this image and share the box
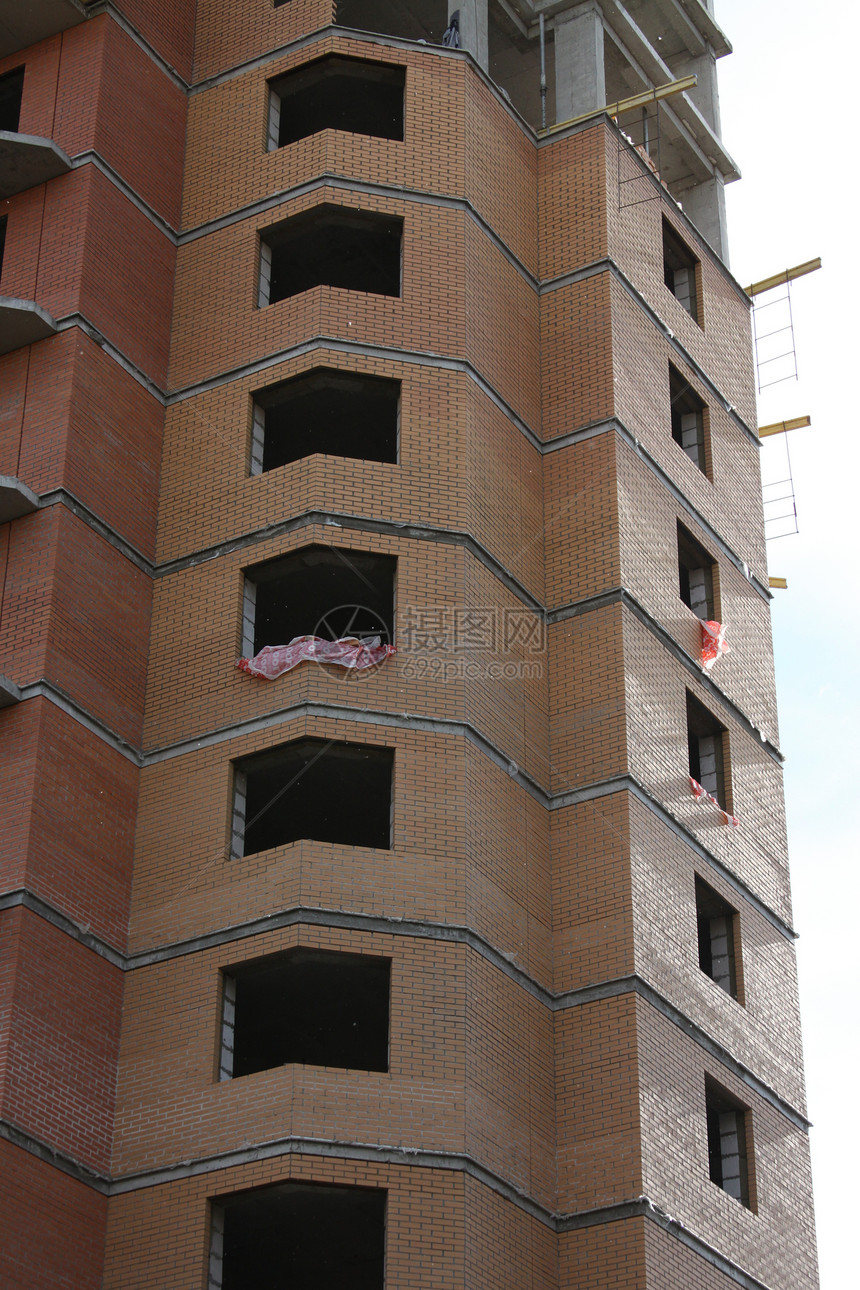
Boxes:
[689,776,739,827]
[237,635,396,680]
[700,619,729,670]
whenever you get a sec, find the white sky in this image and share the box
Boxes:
[715,2,859,1285]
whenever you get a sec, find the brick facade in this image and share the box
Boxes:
[0,3,818,1287]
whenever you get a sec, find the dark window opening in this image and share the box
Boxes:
[335,0,449,44]
[695,877,739,999]
[233,737,394,856]
[687,692,729,808]
[269,55,405,148]
[251,368,400,473]
[243,544,395,655]
[0,216,7,280]
[0,68,24,134]
[663,217,700,322]
[670,364,707,474]
[706,1079,752,1207]
[259,204,402,304]
[210,1181,386,1290]
[220,947,390,1079]
[678,522,716,620]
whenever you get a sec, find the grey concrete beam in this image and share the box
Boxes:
[0,674,22,708]
[0,0,87,58]
[0,476,39,524]
[0,297,57,355]
[0,131,72,199]
[507,1,731,58]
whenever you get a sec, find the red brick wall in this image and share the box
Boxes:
[0,1140,107,1290]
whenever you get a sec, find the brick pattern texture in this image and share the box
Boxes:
[0,4,819,1289]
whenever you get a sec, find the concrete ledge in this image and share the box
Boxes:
[0,0,86,58]
[0,674,22,708]
[0,475,39,523]
[0,131,72,199]
[0,296,57,355]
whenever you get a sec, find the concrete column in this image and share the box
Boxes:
[448,1,489,71]
[673,50,723,137]
[682,173,728,263]
[554,1,606,123]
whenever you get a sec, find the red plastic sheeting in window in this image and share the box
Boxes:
[701,619,729,670]
[237,635,396,679]
[689,776,739,827]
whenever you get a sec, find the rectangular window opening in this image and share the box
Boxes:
[243,544,395,656]
[335,0,449,44]
[663,216,700,322]
[695,876,740,999]
[705,1079,752,1208]
[0,67,24,134]
[232,736,394,856]
[0,215,7,280]
[259,203,403,305]
[686,692,729,810]
[268,55,405,149]
[251,368,400,473]
[669,364,708,474]
[677,522,716,620]
[209,1181,386,1290]
[220,947,390,1079]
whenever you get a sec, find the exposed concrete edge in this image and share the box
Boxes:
[12,679,142,764]
[69,151,178,240]
[0,474,40,522]
[41,426,771,620]
[0,1119,109,1194]
[37,488,154,574]
[53,313,166,402]
[559,1197,775,1290]
[541,258,758,444]
[1,890,807,1128]
[6,680,793,940]
[178,173,537,294]
[549,586,782,762]
[89,2,189,89]
[0,1118,790,1287]
[0,889,126,968]
[0,673,23,707]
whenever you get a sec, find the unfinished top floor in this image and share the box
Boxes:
[333,1,736,256]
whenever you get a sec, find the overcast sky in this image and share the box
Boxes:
[715,3,858,1285]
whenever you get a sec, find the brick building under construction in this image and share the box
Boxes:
[0,2,819,1287]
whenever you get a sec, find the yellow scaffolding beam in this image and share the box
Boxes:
[542,75,697,137]
[744,258,822,298]
[768,578,788,590]
[758,416,811,439]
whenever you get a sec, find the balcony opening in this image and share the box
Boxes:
[209,1181,386,1290]
[677,522,716,620]
[335,0,448,44]
[232,737,394,857]
[268,55,405,149]
[705,1079,752,1208]
[686,692,729,809]
[663,217,700,322]
[250,368,400,473]
[695,877,740,1000]
[220,947,390,1079]
[259,204,402,304]
[243,544,395,656]
[669,364,708,474]
[0,68,24,134]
